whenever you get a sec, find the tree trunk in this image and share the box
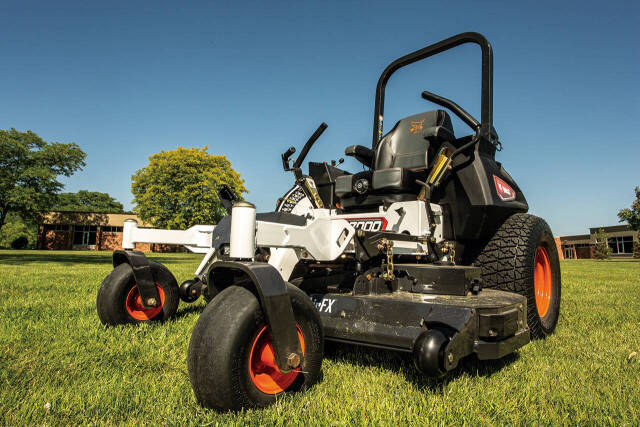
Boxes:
[0,205,9,233]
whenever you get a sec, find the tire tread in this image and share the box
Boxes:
[472,213,561,338]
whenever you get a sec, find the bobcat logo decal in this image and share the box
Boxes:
[493,175,516,201]
[409,118,425,134]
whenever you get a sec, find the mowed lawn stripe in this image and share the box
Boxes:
[1,251,638,425]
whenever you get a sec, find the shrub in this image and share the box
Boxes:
[10,236,28,249]
[0,214,36,249]
[593,228,611,260]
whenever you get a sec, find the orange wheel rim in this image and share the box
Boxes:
[125,284,165,321]
[248,325,305,395]
[534,246,552,318]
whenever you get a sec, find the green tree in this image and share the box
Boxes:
[618,186,640,230]
[0,129,86,233]
[54,190,124,213]
[593,228,611,260]
[618,186,640,258]
[131,147,247,229]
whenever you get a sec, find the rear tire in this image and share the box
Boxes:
[472,213,561,338]
[97,261,179,326]
[188,284,323,410]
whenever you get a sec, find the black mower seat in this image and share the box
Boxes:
[335,110,454,210]
[375,109,454,170]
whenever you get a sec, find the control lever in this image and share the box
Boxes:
[281,146,296,171]
[421,91,480,132]
[292,123,328,169]
[218,185,239,214]
[331,158,344,167]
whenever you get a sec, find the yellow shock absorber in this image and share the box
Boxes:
[426,147,453,186]
[418,147,454,201]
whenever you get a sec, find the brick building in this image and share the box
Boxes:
[558,224,638,260]
[36,213,640,258]
[37,212,178,252]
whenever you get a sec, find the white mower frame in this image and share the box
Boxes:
[121,199,445,280]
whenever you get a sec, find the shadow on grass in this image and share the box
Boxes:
[0,252,111,265]
[323,340,520,393]
[0,251,200,266]
[93,298,519,396]
[175,303,206,319]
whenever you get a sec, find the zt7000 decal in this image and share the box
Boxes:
[346,217,387,232]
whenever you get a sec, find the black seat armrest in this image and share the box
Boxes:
[345,145,374,168]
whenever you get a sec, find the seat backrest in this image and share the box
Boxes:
[374,110,454,170]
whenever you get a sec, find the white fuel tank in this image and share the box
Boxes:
[230,201,256,260]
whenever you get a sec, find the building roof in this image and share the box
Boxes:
[560,223,638,244]
[588,224,632,234]
[41,211,151,227]
[559,234,591,242]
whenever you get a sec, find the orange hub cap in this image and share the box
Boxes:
[534,246,552,317]
[248,325,305,395]
[125,285,165,321]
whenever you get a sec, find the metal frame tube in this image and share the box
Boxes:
[122,220,215,253]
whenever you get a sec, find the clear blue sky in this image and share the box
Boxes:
[1,0,638,236]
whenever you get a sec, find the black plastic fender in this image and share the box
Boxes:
[209,216,231,252]
[112,250,160,308]
[206,260,303,372]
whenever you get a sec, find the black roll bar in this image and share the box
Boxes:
[372,32,493,148]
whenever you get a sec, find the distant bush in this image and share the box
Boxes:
[593,228,611,260]
[0,213,36,249]
[10,236,28,249]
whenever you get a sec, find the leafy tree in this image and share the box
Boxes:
[131,147,247,229]
[0,129,86,233]
[618,186,640,231]
[618,186,640,258]
[54,190,124,213]
[593,228,611,260]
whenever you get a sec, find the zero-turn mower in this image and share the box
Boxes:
[97,32,561,411]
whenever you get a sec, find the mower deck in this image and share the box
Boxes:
[311,288,529,368]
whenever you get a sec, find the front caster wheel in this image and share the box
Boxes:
[187,284,323,411]
[413,329,449,377]
[96,261,179,326]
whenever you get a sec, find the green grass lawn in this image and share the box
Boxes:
[1,251,639,425]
